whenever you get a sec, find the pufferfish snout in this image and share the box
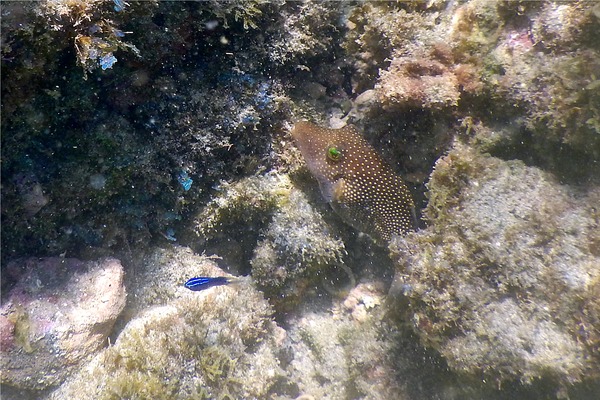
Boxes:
[292,121,415,244]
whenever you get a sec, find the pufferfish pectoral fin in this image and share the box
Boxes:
[318,177,346,204]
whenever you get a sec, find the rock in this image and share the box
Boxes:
[0,257,126,390]
[48,247,282,400]
[389,143,600,387]
[192,173,347,310]
[80,245,460,400]
[0,314,15,350]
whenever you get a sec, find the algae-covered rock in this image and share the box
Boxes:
[120,245,236,320]
[343,2,435,94]
[251,185,347,292]
[1,0,290,265]
[280,281,482,400]
[193,172,347,308]
[49,246,284,400]
[483,2,600,162]
[45,245,481,400]
[0,257,126,390]
[492,26,600,161]
[389,143,600,387]
[283,284,397,399]
[265,0,343,65]
[4,1,600,398]
[376,48,461,110]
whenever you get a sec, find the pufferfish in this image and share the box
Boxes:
[292,121,415,244]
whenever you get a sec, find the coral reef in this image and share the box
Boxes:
[42,246,483,400]
[389,142,600,388]
[376,45,482,110]
[1,0,291,264]
[343,2,434,94]
[282,282,403,399]
[2,0,600,398]
[340,1,489,212]
[47,246,433,400]
[343,0,600,180]
[265,0,342,65]
[277,279,508,400]
[284,296,394,399]
[0,257,125,390]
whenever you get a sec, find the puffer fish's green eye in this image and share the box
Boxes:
[327,147,341,161]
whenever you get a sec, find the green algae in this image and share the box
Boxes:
[200,346,238,386]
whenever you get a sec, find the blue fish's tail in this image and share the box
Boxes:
[184,276,234,291]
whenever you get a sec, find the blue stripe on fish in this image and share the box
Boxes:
[184,276,231,291]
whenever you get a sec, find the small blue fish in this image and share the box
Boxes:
[184,276,235,291]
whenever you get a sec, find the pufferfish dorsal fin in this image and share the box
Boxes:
[292,121,415,244]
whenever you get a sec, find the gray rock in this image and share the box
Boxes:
[389,144,600,386]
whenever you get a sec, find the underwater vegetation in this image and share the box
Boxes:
[43,246,403,400]
[1,0,290,265]
[40,247,273,400]
[48,252,282,400]
[48,246,494,400]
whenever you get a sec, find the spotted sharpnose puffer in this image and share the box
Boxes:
[292,121,415,244]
